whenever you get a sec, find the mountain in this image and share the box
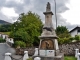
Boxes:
[0,20,11,25]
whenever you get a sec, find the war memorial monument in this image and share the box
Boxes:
[33,2,64,60]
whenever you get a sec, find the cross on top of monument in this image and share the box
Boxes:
[46,2,51,12]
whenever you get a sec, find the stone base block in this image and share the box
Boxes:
[33,53,64,60]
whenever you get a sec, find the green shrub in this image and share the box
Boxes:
[74,35,80,40]
[69,37,74,40]
[14,41,26,48]
[58,37,71,44]
[0,38,5,43]
[68,37,75,42]
[58,38,64,44]
[63,38,70,43]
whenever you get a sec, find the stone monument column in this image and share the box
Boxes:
[38,2,64,60]
[39,2,58,52]
[43,2,53,28]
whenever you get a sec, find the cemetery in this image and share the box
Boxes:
[0,2,80,60]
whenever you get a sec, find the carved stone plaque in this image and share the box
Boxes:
[40,40,54,50]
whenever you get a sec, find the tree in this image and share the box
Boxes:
[10,11,43,47]
[56,26,71,44]
[0,24,11,32]
[56,26,70,38]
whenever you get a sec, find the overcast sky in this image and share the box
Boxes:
[0,0,80,30]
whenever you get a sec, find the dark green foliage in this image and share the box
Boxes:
[56,26,71,44]
[56,26,70,38]
[10,11,43,47]
[14,41,26,48]
[56,26,67,33]
[69,37,74,40]
[0,38,5,43]
[0,24,12,32]
[74,35,80,40]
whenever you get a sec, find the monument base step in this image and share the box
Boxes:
[33,53,64,60]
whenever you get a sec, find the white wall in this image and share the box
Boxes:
[78,32,80,35]
[70,29,77,37]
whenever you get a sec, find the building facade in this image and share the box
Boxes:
[70,26,80,37]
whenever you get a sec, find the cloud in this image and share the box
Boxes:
[0,0,79,30]
[1,7,18,17]
[61,0,80,25]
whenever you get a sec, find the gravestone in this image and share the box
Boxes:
[33,2,64,60]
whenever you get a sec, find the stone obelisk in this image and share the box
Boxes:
[39,2,58,51]
[38,2,64,60]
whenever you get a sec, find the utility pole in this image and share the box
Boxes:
[54,0,57,29]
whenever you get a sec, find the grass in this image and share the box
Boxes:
[27,56,77,60]
[27,58,32,60]
[64,56,77,60]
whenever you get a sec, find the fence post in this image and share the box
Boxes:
[77,53,80,60]
[34,48,38,56]
[34,57,41,60]
[23,51,29,60]
[75,49,79,58]
[4,52,11,60]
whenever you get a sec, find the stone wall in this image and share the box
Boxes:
[15,41,80,56]
[16,47,35,56]
[59,41,80,55]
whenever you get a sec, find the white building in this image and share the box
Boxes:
[70,26,80,37]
